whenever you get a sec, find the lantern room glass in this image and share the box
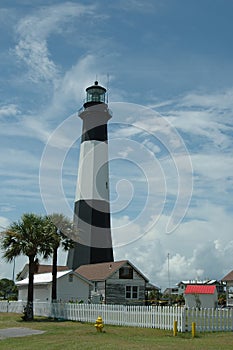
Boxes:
[86,87,106,103]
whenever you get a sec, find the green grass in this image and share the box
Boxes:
[0,313,233,349]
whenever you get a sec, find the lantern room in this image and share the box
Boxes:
[84,81,107,109]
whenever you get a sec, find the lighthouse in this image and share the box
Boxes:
[67,81,114,270]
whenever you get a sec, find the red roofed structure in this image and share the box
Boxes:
[185,285,216,295]
[184,284,218,309]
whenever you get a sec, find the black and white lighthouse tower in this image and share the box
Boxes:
[67,81,114,270]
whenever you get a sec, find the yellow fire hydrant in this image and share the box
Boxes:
[94,316,104,332]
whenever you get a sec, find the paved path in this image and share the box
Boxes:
[0,327,45,339]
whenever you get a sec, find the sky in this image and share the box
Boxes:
[0,0,233,291]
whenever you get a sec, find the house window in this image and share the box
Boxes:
[69,274,73,282]
[119,266,133,279]
[125,286,138,299]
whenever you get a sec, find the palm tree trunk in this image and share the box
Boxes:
[26,255,34,320]
[52,247,58,302]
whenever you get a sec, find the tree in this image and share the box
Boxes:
[44,214,74,302]
[0,213,52,320]
[148,289,162,305]
[218,293,226,306]
[0,278,17,300]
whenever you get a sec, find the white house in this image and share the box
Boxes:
[16,270,92,303]
[222,270,233,307]
[184,285,218,309]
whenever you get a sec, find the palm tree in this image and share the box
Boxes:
[0,213,52,320]
[44,214,74,302]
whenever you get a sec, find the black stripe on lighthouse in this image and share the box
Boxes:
[74,200,110,228]
[81,124,108,142]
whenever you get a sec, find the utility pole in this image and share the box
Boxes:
[167,253,171,305]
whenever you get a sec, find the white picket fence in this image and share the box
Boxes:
[51,303,185,331]
[0,301,233,332]
[185,307,233,332]
[0,301,185,330]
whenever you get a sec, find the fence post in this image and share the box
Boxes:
[173,320,178,336]
[192,322,196,338]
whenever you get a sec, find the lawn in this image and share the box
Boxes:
[0,313,232,350]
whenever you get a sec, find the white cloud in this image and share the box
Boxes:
[0,204,15,213]
[53,54,98,106]
[113,196,233,290]
[179,89,233,110]
[192,153,233,181]
[117,146,134,158]
[14,3,95,82]
[0,104,19,118]
[0,216,10,230]
[142,139,161,154]
[114,0,158,13]
[161,89,233,152]
[158,253,204,285]
[112,215,142,247]
[0,148,39,169]
[15,39,58,82]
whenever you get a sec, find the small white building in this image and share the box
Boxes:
[184,285,218,309]
[16,270,92,303]
[177,279,224,295]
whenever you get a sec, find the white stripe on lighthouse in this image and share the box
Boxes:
[75,140,110,203]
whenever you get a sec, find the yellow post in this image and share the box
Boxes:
[192,322,196,338]
[173,320,178,336]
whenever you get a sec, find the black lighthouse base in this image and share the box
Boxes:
[67,243,114,270]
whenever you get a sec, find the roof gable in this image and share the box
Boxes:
[185,285,216,295]
[222,270,233,282]
[75,260,149,282]
[75,261,127,281]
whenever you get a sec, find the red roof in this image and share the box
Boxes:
[185,285,216,295]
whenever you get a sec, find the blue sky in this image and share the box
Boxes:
[0,0,233,290]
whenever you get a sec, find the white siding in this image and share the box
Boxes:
[17,273,90,303]
[57,274,90,303]
[18,286,27,302]
[34,285,51,302]
[18,284,52,302]
[185,291,218,308]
